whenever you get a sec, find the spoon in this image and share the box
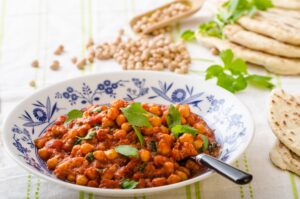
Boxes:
[130,0,205,34]
[192,154,253,185]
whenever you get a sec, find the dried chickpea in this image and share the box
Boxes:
[178,133,194,144]
[31,60,39,68]
[93,150,106,161]
[29,80,36,88]
[71,57,77,64]
[50,60,60,71]
[116,114,126,126]
[76,175,88,185]
[80,143,94,155]
[54,45,64,55]
[139,149,151,162]
[104,149,118,160]
[77,58,86,70]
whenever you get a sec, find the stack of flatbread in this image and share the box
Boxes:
[268,89,300,175]
[197,7,300,75]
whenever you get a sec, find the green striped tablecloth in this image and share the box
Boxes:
[0,0,300,198]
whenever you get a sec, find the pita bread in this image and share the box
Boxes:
[270,141,300,176]
[273,0,300,10]
[224,24,300,58]
[238,16,300,45]
[197,35,300,75]
[268,8,300,19]
[269,89,300,156]
[257,11,300,29]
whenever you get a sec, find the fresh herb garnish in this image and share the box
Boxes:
[115,145,139,158]
[64,109,83,124]
[149,141,157,152]
[205,49,274,93]
[75,129,97,145]
[182,0,273,39]
[85,152,94,162]
[171,125,198,138]
[121,103,152,127]
[121,103,153,145]
[201,135,209,151]
[121,179,138,189]
[181,30,196,41]
[133,126,145,146]
[166,105,181,128]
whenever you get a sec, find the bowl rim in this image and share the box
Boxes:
[1,71,254,195]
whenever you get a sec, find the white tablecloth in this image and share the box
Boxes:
[0,0,300,198]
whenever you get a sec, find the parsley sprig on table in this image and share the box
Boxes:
[181,0,273,40]
[206,49,274,93]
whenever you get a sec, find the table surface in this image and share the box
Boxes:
[0,0,300,198]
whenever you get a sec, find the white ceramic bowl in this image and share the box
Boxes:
[2,71,254,197]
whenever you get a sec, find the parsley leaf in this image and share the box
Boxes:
[253,0,273,10]
[121,103,151,127]
[133,126,145,146]
[246,74,275,89]
[75,128,97,144]
[166,105,181,128]
[181,30,196,41]
[121,179,138,189]
[115,145,139,158]
[205,49,274,93]
[198,21,222,38]
[171,125,198,138]
[85,152,94,162]
[64,109,83,124]
[201,135,209,151]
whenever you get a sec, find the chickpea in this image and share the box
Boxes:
[194,122,206,133]
[110,99,125,109]
[178,133,194,144]
[139,149,151,162]
[142,127,154,136]
[121,122,131,132]
[163,161,175,174]
[93,150,106,161]
[80,143,94,155]
[181,116,187,125]
[34,137,48,149]
[104,149,118,160]
[87,180,98,187]
[175,170,188,180]
[167,174,181,184]
[38,148,50,160]
[116,114,126,126]
[101,117,114,128]
[149,116,162,127]
[76,175,88,186]
[107,107,119,120]
[179,104,190,118]
[47,156,59,170]
[114,129,127,139]
[67,174,76,182]
[152,177,167,187]
[193,139,203,150]
[84,167,97,180]
[186,114,196,126]
[70,145,81,156]
[157,140,171,156]
[153,155,167,166]
[148,106,162,116]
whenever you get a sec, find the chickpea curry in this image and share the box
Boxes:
[34,100,220,189]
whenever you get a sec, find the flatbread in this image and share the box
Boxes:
[257,11,300,29]
[224,24,300,58]
[273,0,300,10]
[238,16,300,45]
[270,141,300,176]
[197,35,300,75]
[268,8,300,19]
[269,89,300,156]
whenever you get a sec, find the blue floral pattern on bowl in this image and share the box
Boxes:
[3,72,253,190]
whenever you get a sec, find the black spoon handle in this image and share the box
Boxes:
[194,154,253,185]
